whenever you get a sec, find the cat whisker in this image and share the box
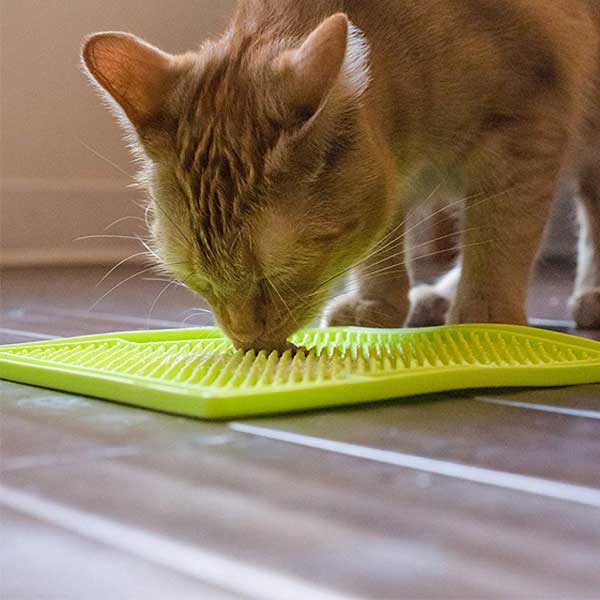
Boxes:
[359,240,494,284]
[265,275,298,328]
[88,265,163,312]
[96,251,153,289]
[146,282,178,327]
[142,277,189,290]
[361,226,485,275]
[300,219,494,319]
[144,203,153,231]
[136,237,162,261]
[75,232,164,263]
[77,138,135,181]
[277,278,304,302]
[301,238,493,319]
[304,186,485,299]
[368,183,443,256]
[152,197,196,253]
[182,312,208,326]
[314,189,506,297]
[103,216,146,231]
[146,281,179,328]
[366,188,506,265]
[294,289,336,318]
[146,273,195,327]
[74,234,150,243]
[180,307,212,316]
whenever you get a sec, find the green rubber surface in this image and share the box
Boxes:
[1,324,599,419]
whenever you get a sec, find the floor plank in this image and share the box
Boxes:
[239,392,600,488]
[476,386,600,417]
[1,507,237,600]
[3,429,599,599]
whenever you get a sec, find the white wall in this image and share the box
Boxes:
[1,0,235,266]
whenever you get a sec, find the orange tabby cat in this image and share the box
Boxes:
[82,0,600,350]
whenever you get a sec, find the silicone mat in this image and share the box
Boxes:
[1,324,599,419]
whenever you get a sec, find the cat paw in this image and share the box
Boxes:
[570,288,600,329]
[447,298,527,325]
[323,294,407,328]
[405,284,450,327]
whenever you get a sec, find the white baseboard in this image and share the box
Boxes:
[0,248,151,268]
[1,179,149,267]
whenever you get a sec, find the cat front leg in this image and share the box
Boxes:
[570,164,600,329]
[448,158,561,326]
[404,201,460,327]
[323,230,411,328]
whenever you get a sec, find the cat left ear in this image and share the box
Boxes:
[273,13,370,125]
[82,32,187,128]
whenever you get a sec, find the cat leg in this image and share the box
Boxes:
[448,158,561,325]
[569,165,600,329]
[404,200,459,327]
[323,228,410,328]
[406,262,461,327]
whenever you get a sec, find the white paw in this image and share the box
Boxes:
[323,293,407,328]
[570,288,600,329]
[406,284,450,327]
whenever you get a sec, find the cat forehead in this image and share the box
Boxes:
[252,208,305,269]
[173,71,279,198]
[170,118,273,245]
[177,38,275,126]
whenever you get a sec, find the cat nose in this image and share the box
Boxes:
[230,325,264,344]
[226,310,265,344]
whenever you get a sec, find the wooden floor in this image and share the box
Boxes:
[1,262,599,599]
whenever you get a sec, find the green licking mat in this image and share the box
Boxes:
[1,324,599,419]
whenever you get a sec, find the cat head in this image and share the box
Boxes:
[82,13,395,350]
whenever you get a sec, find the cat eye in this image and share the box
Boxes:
[311,220,359,243]
[312,232,346,243]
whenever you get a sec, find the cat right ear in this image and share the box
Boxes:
[81,32,187,128]
[273,13,370,126]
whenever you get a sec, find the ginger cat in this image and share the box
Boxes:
[82,0,600,350]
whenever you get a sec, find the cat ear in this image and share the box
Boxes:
[81,32,185,128]
[273,13,369,124]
